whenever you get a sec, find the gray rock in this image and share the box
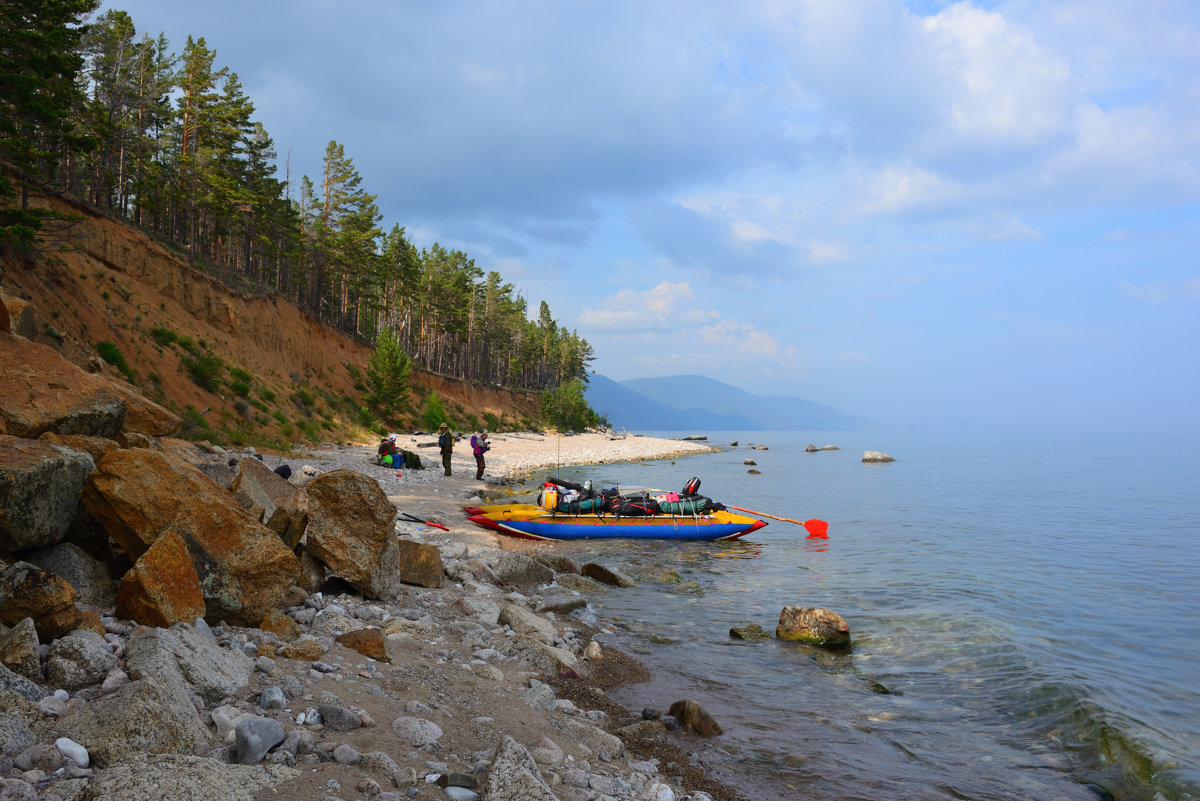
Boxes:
[558,717,623,761]
[78,753,298,801]
[316,704,361,732]
[0,714,33,757]
[0,777,37,801]
[491,553,555,588]
[0,618,41,683]
[234,718,285,764]
[0,440,94,551]
[484,736,559,801]
[390,716,442,747]
[125,623,253,703]
[277,728,314,757]
[25,543,115,609]
[521,683,557,711]
[331,743,361,764]
[0,663,45,702]
[498,604,557,645]
[555,573,608,594]
[496,636,577,674]
[46,630,117,690]
[56,676,210,767]
[258,686,287,710]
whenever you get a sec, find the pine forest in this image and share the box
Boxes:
[0,1,595,398]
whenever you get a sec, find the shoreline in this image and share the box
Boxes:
[260,431,747,801]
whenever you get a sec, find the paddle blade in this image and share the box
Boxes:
[804,519,829,538]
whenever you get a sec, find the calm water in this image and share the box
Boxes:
[526,431,1200,801]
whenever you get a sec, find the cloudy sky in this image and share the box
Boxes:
[95,0,1200,432]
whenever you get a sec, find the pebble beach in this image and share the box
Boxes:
[1,431,742,801]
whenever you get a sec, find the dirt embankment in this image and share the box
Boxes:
[0,181,541,447]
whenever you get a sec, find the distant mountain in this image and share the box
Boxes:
[592,374,864,431]
[584,373,760,431]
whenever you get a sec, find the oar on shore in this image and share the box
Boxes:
[399,511,450,531]
[728,506,828,538]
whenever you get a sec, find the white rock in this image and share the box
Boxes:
[54,737,89,768]
[444,788,477,801]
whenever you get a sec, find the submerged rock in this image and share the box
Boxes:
[775,605,851,648]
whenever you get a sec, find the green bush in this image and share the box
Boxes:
[484,412,500,431]
[149,326,178,346]
[184,351,224,392]
[94,340,135,382]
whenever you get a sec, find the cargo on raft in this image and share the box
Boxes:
[463,477,768,541]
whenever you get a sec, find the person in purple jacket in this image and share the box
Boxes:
[470,431,490,480]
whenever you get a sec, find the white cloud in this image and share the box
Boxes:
[835,351,872,364]
[1119,277,1200,304]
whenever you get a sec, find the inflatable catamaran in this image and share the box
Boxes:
[464,477,768,541]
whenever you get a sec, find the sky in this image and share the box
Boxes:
[92,0,1200,433]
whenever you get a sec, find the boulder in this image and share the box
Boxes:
[304,469,405,599]
[25,542,115,609]
[234,717,285,764]
[0,334,126,438]
[38,429,123,465]
[0,662,47,702]
[257,609,300,642]
[0,618,41,682]
[393,539,444,588]
[558,716,624,759]
[862,451,896,463]
[45,630,117,690]
[580,562,637,588]
[124,622,253,704]
[483,736,559,801]
[81,449,300,625]
[0,561,80,640]
[0,712,34,758]
[496,635,577,674]
[729,623,771,641]
[497,604,557,645]
[231,458,307,548]
[0,436,95,551]
[116,530,206,627]
[668,698,723,736]
[492,552,554,587]
[775,605,851,648]
[56,675,211,767]
[451,596,500,625]
[68,752,297,800]
[556,573,608,594]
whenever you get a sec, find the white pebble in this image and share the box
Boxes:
[53,689,69,701]
[55,737,89,768]
[444,788,477,801]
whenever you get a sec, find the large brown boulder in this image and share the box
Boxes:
[0,561,81,640]
[0,333,178,439]
[0,334,126,438]
[231,457,307,548]
[116,530,206,627]
[81,449,300,625]
[304,469,404,600]
[0,435,95,551]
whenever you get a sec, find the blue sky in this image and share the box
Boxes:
[95,1,1200,432]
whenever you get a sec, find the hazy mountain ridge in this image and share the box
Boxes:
[587,373,865,431]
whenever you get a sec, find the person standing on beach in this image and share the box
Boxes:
[437,423,455,476]
[470,431,489,480]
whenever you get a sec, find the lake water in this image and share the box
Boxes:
[527,431,1199,801]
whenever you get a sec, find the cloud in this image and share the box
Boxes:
[1119,277,1200,303]
[577,282,704,332]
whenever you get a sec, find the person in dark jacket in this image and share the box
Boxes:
[437,423,454,476]
[470,431,489,480]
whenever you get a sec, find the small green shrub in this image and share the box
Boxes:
[94,340,134,381]
[184,351,224,392]
[258,387,276,402]
[149,326,177,346]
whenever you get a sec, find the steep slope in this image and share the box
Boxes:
[0,180,540,447]
[620,374,865,430]
[584,373,760,431]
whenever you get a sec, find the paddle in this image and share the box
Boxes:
[728,506,828,538]
[399,511,450,531]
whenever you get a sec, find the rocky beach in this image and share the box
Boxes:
[1,333,744,801]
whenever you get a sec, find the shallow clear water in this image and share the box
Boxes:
[529,431,1200,801]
